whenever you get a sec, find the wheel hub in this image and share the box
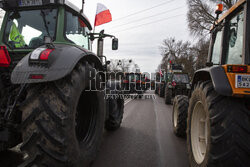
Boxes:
[191,101,208,164]
[173,103,178,128]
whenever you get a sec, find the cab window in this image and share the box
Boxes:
[226,10,244,64]
[4,9,57,49]
[211,29,223,64]
[65,11,90,50]
[172,74,189,83]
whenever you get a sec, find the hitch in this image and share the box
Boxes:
[0,83,27,147]
[4,84,27,120]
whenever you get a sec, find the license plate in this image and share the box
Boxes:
[19,0,43,7]
[236,75,250,88]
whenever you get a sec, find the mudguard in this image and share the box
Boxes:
[192,66,232,96]
[11,44,103,84]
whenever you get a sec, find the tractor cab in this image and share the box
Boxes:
[0,0,93,66]
[172,1,250,166]
[204,0,250,96]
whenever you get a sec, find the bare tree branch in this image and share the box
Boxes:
[187,0,237,38]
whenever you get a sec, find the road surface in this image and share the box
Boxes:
[0,91,188,167]
[92,91,188,167]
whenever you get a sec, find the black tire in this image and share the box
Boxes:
[105,98,124,131]
[20,62,105,167]
[154,85,158,95]
[165,87,172,104]
[0,79,4,151]
[0,78,3,99]
[172,95,188,138]
[159,84,165,97]
[187,81,250,167]
[137,91,143,99]
[0,79,7,152]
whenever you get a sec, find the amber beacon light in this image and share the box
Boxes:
[215,4,223,14]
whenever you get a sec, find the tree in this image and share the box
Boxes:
[192,38,210,70]
[107,59,120,72]
[107,59,139,73]
[160,37,196,77]
[187,0,238,37]
[159,37,210,78]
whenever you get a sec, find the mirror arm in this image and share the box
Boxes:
[88,33,116,41]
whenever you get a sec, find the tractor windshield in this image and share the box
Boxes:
[172,74,189,84]
[4,8,57,49]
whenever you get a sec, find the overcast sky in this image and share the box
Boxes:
[76,0,190,73]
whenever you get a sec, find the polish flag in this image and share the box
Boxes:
[94,3,112,27]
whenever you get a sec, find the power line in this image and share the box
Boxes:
[108,6,186,30]
[112,0,176,22]
[112,13,186,34]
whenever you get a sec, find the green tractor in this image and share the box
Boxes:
[172,1,250,166]
[163,64,191,104]
[0,0,124,166]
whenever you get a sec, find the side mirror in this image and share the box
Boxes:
[112,38,119,50]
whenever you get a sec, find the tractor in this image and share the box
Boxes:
[121,72,144,97]
[122,72,134,94]
[172,1,250,166]
[164,63,191,104]
[0,0,124,166]
[155,70,165,97]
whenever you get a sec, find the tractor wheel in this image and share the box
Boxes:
[187,81,250,167]
[159,84,165,97]
[105,98,124,131]
[20,62,105,167]
[0,78,5,152]
[154,86,158,95]
[172,95,188,138]
[164,87,172,104]
[0,78,3,99]
[137,91,143,99]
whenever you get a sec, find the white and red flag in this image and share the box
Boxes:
[94,3,112,27]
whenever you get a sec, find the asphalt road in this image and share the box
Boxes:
[92,91,188,167]
[0,91,188,167]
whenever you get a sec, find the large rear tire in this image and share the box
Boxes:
[165,87,172,104]
[20,62,105,167]
[105,98,124,131]
[0,78,5,152]
[187,81,250,167]
[172,95,188,138]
